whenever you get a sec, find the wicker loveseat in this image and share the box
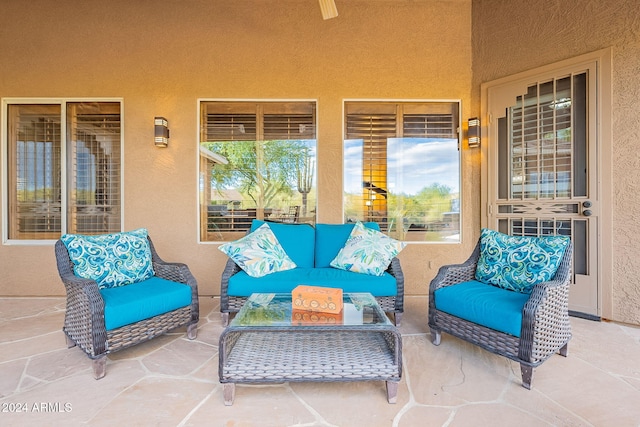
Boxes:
[220,220,405,326]
[55,229,199,379]
[428,228,573,389]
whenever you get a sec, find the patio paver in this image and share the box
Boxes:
[0,296,639,426]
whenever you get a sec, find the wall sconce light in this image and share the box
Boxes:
[154,117,169,147]
[468,117,480,148]
[319,0,338,20]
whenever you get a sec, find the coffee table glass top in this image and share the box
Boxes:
[230,292,392,328]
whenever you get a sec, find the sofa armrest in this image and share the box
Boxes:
[386,257,404,313]
[55,240,108,357]
[519,242,573,364]
[428,241,480,328]
[147,237,199,323]
[55,239,104,307]
[428,241,480,294]
[148,237,197,284]
[220,258,243,313]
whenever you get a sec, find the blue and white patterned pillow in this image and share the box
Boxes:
[218,223,297,278]
[61,228,155,290]
[475,228,570,294]
[330,221,406,276]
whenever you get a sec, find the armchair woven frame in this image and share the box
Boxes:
[55,237,199,379]
[220,257,405,326]
[428,240,573,389]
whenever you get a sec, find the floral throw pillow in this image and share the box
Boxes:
[61,228,155,290]
[218,223,297,278]
[475,228,570,294]
[330,221,406,276]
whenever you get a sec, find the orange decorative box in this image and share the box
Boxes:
[292,309,343,325]
[292,285,343,314]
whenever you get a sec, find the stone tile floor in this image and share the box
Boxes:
[1,296,639,426]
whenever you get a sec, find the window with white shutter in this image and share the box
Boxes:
[199,101,316,242]
[344,101,460,242]
[4,100,122,242]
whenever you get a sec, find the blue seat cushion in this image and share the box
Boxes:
[434,280,530,337]
[227,267,398,297]
[250,220,315,268]
[100,277,193,331]
[314,222,381,268]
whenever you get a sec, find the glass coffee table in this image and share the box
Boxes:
[218,292,402,405]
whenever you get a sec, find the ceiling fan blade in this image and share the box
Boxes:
[318,0,338,20]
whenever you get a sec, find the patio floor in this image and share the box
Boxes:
[1,296,639,426]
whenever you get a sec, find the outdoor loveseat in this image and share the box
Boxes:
[219,220,405,326]
[428,228,573,389]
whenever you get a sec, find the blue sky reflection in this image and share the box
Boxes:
[344,137,460,195]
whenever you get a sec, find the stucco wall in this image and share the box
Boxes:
[0,1,477,297]
[472,0,640,324]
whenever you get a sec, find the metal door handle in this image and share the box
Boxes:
[583,201,592,208]
[583,210,592,216]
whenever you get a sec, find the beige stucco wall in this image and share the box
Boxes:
[3,0,637,326]
[0,1,477,297]
[472,0,640,324]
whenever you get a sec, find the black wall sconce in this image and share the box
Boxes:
[468,117,480,148]
[319,0,338,20]
[154,117,169,147]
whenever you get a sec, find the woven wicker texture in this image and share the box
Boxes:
[428,239,573,389]
[220,328,402,383]
[106,306,192,352]
[55,236,199,377]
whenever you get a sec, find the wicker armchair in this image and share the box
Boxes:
[55,236,199,379]
[428,239,572,389]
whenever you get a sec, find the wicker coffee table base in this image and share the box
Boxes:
[219,329,402,405]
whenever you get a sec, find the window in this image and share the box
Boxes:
[199,101,317,242]
[3,100,122,242]
[344,101,460,242]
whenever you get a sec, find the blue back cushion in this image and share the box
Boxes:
[250,220,315,268]
[314,222,380,268]
[227,267,397,297]
[434,280,529,337]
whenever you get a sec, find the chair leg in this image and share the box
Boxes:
[430,328,441,346]
[187,323,197,340]
[65,334,76,349]
[386,381,399,404]
[93,356,107,380]
[221,312,229,327]
[223,383,235,406]
[520,364,533,390]
[394,312,403,327]
[559,342,569,357]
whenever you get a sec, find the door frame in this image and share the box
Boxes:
[480,48,613,319]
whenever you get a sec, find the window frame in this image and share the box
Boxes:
[197,98,318,244]
[1,97,124,245]
[342,98,463,244]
